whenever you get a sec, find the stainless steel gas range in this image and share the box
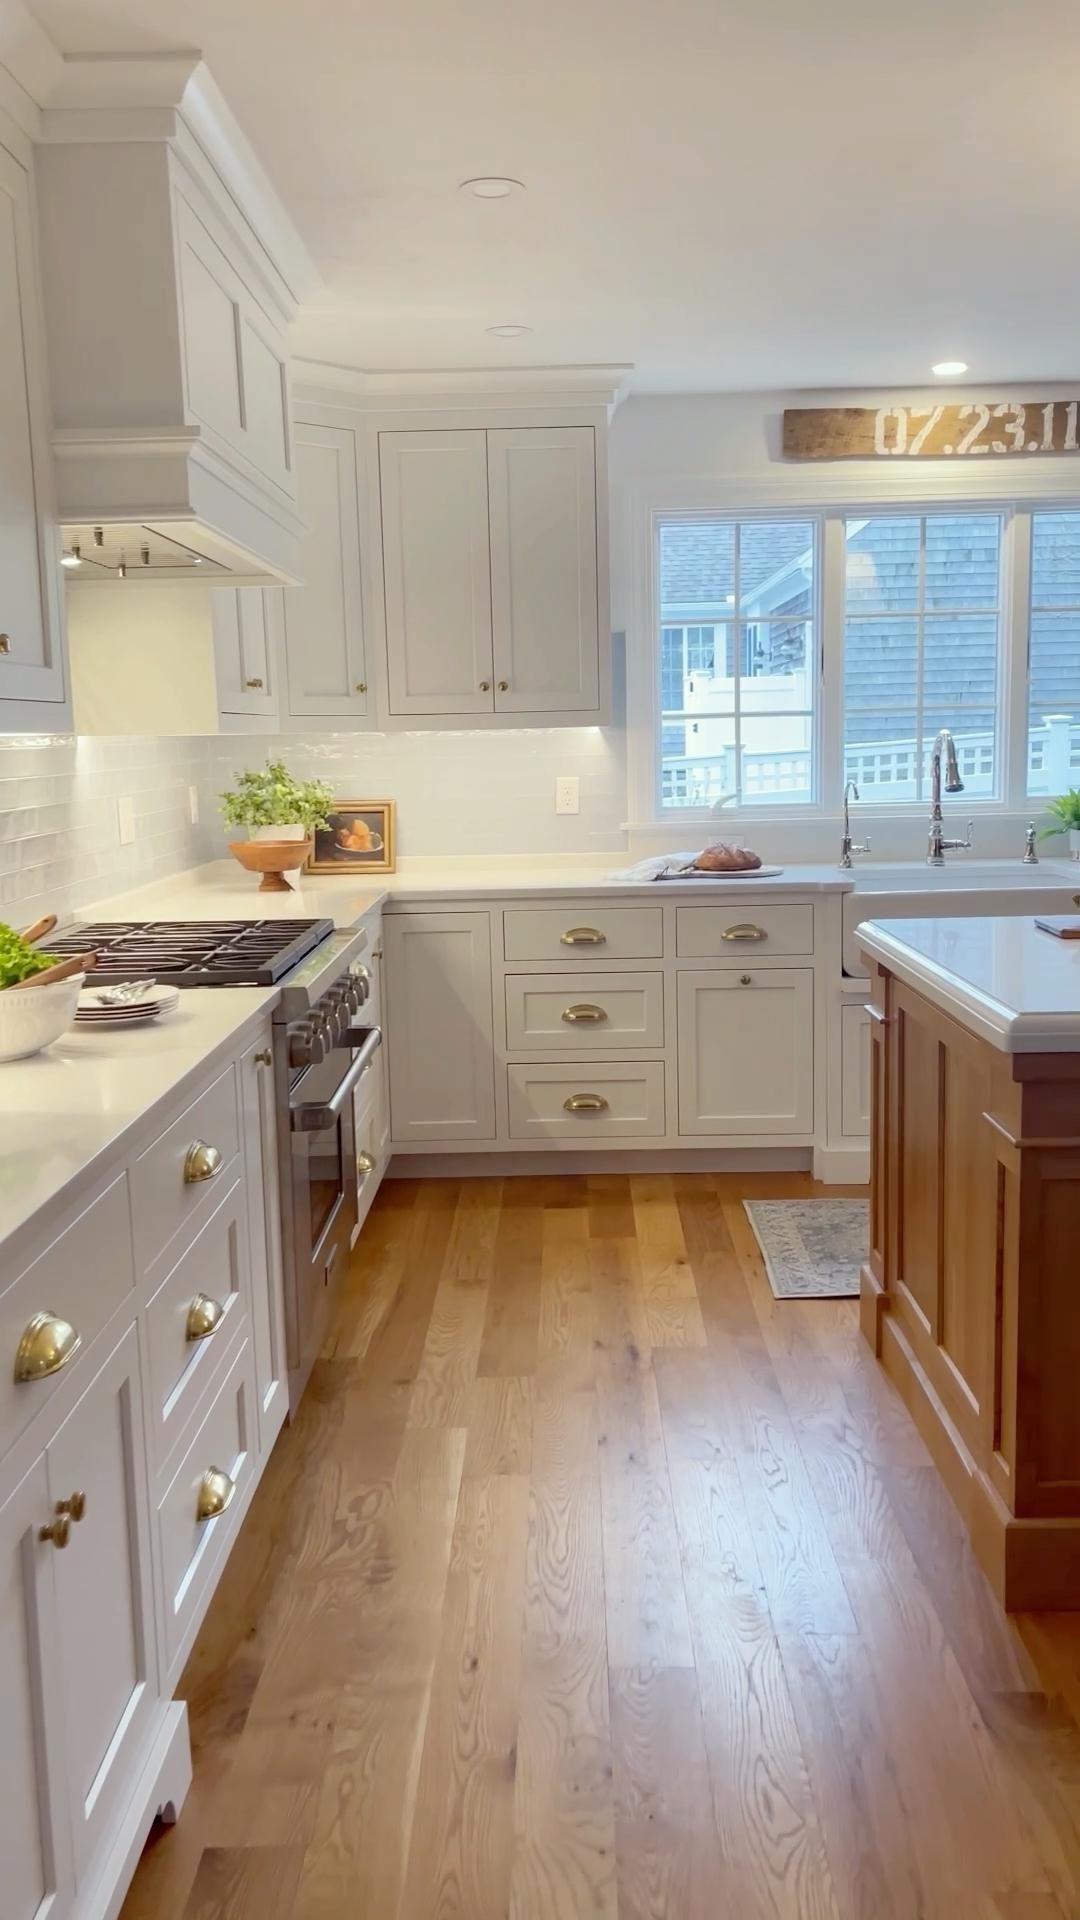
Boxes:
[47,916,383,1409]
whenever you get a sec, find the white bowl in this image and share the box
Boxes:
[0,973,85,1062]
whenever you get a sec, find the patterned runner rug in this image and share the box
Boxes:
[743,1198,868,1299]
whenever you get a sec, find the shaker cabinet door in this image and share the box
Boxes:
[677,968,814,1136]
[380,429,494,715]
[212,587,278,717]
[282,423,369,719]
[488,426,600,714]
[384,913,496,1141]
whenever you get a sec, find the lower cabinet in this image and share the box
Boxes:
[240,1031,289,1452]
[840,1000,871,1138]
[385,912,496,1142]
[677,968,814,1136]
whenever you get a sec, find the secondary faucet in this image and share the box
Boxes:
[839,780,871,869]
[927,728,974,866]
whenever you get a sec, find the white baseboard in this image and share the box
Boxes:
[387,1147,814,1179]
[813,1142,870,1185]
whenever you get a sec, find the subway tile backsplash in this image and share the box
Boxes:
[0,735,213,921]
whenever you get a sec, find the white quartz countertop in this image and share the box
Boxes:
[857,915,1080,1052]
[357,855,855,900]
[80,864,388,926]
[0,986,278,1255]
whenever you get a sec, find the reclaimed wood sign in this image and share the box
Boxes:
[783,400,1080,460]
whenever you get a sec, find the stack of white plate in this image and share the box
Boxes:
[75,983,181,1029]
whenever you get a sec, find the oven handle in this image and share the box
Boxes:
[290,1029,382,1132]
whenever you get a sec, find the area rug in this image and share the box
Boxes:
[743,1199,868,1299]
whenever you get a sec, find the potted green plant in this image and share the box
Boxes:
[1039,788,1080,860]
[219,759,335,890]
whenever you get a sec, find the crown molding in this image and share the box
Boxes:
[292,359,634,412]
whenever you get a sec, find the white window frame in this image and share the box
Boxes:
[626,470,1080,832]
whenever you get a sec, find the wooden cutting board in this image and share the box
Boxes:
[1035,916,1080,939]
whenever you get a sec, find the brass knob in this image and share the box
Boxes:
[39,1515,70,1550]
[497,680,509,692]
[355,682,367,693]
[479,680,491,692]
[562,1004,607,1024]
[55,1491,86,1522]
[244,677,264,689]
[15,1311,82,1384]
[186,1293,225,1342]
[356,1150,376,1177]
[559,927,606,947]
[0,633,10,655]
[196,1467,237,1522]
[254,1048,273,1067]
[183,1140,223,1185]
[740,974,752,986]
[563,1093,609,1114]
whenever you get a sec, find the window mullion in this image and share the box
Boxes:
[915,515,927,801]
[732,525,742,803]
[1004,511,1032,809]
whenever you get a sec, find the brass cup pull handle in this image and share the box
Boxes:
[55,1491,86,1522]
[563,1093,609,1114]
[39,1515,70,1549]
[186,1293,226,1342]
[244,677,264,689]
[721,924,768,942]
[560,927,606,947]
[562,1004,607,1024]
[15,1311,82,1384]
[184,1141,223,1185]
[356,1150,376,1177]
[196,1467,237,1522]
[0,633,10,655]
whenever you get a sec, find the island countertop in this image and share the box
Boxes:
[856,914,1080,1052]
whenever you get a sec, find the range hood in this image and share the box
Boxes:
[32,58,320,585]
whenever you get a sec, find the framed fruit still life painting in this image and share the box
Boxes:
[306,800,396,874]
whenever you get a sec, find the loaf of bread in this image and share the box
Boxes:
[692,841,762,872]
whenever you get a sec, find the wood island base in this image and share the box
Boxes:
[862,960,1080,1611]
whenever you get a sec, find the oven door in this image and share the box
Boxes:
[288,1030,381,1378]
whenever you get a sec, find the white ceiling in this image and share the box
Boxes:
[26,0,1080,393]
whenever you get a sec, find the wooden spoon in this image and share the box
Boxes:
[8,952,97,991]
[18,913,58,946]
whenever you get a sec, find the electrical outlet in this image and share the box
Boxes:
[116,796,136,846]
[555,775,580,815]
[188,784,200,825]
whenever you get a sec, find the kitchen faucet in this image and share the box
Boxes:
[927,729,974,866]
[839,780,871,869]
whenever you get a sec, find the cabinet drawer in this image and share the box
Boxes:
[131,1065,241,1273]
[1,1175,134,1463]
[156,1330,256,1676]
[675,904,814,959]
[502,905,663,962]
[505,972,664,1050]
[507,1062,665,1139]
[145,1178,249,1471]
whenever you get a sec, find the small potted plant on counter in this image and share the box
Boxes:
[1040,788,1080,861]
[220,758,335,890]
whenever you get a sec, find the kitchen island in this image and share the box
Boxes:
[858,914,1080,1609]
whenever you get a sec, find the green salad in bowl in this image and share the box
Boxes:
[0,923,61,989]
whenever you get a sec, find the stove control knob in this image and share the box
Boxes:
[343,979,362,1016]
[350,963,371,1004]
[289,1020,327,1068]
[324,999,348,1043]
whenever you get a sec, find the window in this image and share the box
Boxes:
[657,518,817,809]
[842,512,1002,801]
[1028,512,1080,796]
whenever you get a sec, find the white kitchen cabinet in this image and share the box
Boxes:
[380,428,494,717]
[677,968,814,1136]
[212,588,279,722]
[385,913,496,1142]
[0,139,66,719]
[488,426,599,714]
[379,425,602,721]
[281,422,369,721]
[240,1031,289,1453]
[47,1323,159,1896]
[840,1000,872,1138]
[0,1452,74,1920]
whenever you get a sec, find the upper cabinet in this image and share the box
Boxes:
[280,422,369,722]
[378,422,605,724]
[212,587,280,723]
[0,136,67,721]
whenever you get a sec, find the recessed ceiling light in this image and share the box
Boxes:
[487,323,533,338]
[932,360,968,377]
[460,176,523,199]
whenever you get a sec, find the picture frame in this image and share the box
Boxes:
[306,799,396,874]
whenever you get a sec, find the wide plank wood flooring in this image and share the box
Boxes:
[122,1173,1080,1919]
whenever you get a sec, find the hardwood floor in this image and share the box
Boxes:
[121,1173,1080,1920]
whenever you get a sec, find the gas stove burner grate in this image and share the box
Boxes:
[42,919,335,987]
